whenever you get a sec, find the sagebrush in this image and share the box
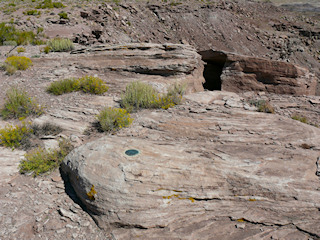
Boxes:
[47,38,74,52]
[121,81,186,111]
[1,87,44,119]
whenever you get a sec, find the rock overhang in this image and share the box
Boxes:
[199,49,318,95]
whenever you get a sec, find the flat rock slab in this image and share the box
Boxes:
[62,93,320,239]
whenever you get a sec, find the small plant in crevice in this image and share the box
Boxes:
[0,87,44,119]
[19,139,73,177]
[248,99,274,114]
[31,122,63,137]
[58,12,68,19]
[46,38,74,52]
[291,114,308,124]
[120,81,186,112]
[16,47,26,53]
[97,107,133,133]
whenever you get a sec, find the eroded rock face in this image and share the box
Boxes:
[200,49,318,95]
[61,91,320,239]
[68,43,205,93]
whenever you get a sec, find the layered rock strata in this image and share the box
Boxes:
[200,49,318,95]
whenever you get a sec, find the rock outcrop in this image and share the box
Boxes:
[200,49,318,95]
[68,43,205,93]
[62,91,320,239]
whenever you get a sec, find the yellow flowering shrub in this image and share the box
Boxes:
[78,75,109,94]
[4,56,32,74]
[0,121,32,149]
[97,107,133,132]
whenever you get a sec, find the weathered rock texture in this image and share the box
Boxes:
[200,49,317,95]
[68,43,204,93]
[62,91,320,239]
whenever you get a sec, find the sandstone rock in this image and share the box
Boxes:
[68,43,205,93]
[62,92,320,239]
[200,49,317,95]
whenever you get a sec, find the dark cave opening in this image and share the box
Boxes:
[199,50,227,91]
[202,61,224,90]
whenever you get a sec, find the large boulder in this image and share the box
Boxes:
[200,49,318,95]
[61,92,320,239]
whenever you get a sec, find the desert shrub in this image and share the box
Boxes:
[4,64,17,75]
[3,40,17,46]
[121,81,185,111]
[78,75,109,94]
[46,38,74,52]
[42,45,51,54]
[5,56,32,71]
[249,99,274,114]
[0,121,33,149]
[97,107,133,132]
[58,12,68,19]
[36,0,66,9]
[16,47,26,53]
[47,76,108,95]
[120,81,159,111]
[292,115,308,124]
[31,122,63,136]
[163,82,186,106]
[0,23,43,46]
[0,87,44,119]
[46,78,78,95]
[19,139,73,176]
[23,10,41,16]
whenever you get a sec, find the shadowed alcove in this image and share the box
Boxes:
[199,50,228,91]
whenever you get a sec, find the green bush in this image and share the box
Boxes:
[36,0,66,9]
[0,22,43,46]
[121,81,185,111]
[47,78,78,95]
[58,12,68,19]
[97,107,133,132]
[120,81,158,111]
[23,10,41,16]
[0,87,44,119]
[46,38,74,52]
[0,121,32,149]
[47,76,108,95]
[19,139,73,176]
